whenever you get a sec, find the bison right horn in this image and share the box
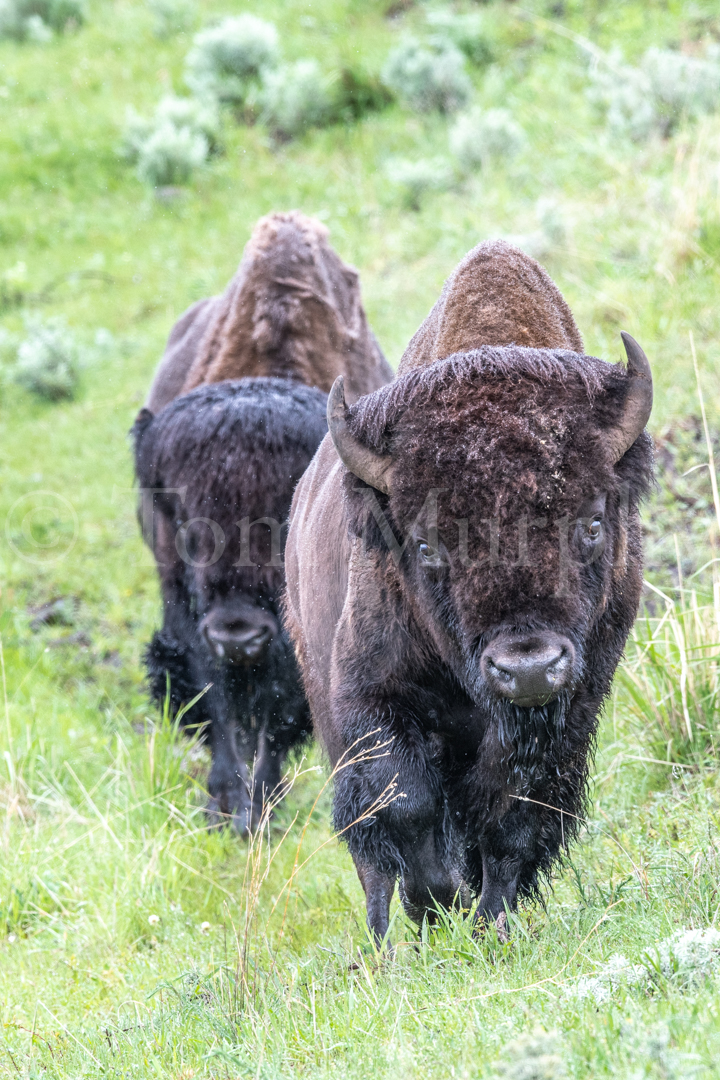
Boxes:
[606,332,653,464]
[327,376,394,495]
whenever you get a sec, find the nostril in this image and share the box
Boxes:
[486,658,514,685]
[546,648,573,681]
[546,650,567,674]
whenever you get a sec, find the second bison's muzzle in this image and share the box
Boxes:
[480,631,577,707]
[200,600,279,665]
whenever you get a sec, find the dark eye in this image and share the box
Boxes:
[587,519,603,541]
[417,540,443,567]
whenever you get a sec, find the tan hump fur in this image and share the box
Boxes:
[397,239,583,376]
[180,210,390,402]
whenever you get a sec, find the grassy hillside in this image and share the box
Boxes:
[0,0,720,1076]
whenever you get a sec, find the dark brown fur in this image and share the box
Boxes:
[284,241,652,942]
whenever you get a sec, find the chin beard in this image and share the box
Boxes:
[488,691,573,793]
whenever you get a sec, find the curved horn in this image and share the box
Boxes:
[327,376,394,494]
[607,332,653,463]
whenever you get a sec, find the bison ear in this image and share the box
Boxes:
[131,407,155,450]
[607,332,653,464]
[327,376,394,495]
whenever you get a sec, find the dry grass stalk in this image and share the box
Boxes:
[226,730,405,1014]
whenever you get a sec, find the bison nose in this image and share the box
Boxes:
[202,622,272,664]
[481,634,576,707]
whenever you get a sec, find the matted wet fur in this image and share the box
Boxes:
[145,210,392,414]
[134,378,328,830]
[284,240,653,942]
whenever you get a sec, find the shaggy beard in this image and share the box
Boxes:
[490,691,573,794]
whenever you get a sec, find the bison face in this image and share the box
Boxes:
[478,493,607,706]
[400,490,616,709]
[147,488,287,671]
[330,340,653,713]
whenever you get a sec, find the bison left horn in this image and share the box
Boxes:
[607,332,653,464]
[327,376,394,494]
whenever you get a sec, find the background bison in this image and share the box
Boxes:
[134,378,328,829]
[135,211,391,829]
[285,240,653,942]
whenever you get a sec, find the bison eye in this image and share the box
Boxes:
[587,519,603,541]
[417,540,443,568]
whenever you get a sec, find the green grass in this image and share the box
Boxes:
[1,0,720,1075]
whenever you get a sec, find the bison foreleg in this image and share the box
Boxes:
[399,830,469,927]
[206,699,254,834]
[248,724,292,830]
[474,852,521,930]
[334,725,463,935]
[354,859,396,950]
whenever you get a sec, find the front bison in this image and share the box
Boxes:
[284,240,653,943]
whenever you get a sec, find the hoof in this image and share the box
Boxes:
[494,910,510,944]
[473,909,510,943]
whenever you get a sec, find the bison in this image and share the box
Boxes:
[134,379,327,828]
[135,211,392,829]
[284,240,653,942]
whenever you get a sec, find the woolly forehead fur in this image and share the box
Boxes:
[346,344,653,527]
[135,376,328,546]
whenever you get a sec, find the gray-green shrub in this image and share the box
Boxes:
[135,123,208,186]
[385,157,453,210]
[122,94,220,161]
[449,106,525,171]
[425,9,493,68]
[147,0,195,38]
[260,60,332,139]
[589,46,720,140]
[0,0,84,40]
[535,196,567,247]
[491,1030,566,1080]
[382,36,471,114]
[644,46,720,130]
[570,928,720,1005]
[13,316,82,401]
[184,14,279,106]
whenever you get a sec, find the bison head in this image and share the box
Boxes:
[329,336,653,715]
[134,378,328,673]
